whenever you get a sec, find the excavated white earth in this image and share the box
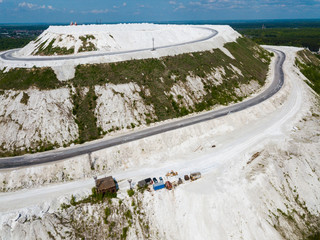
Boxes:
[0,88,78,152]
[0,46,319,239]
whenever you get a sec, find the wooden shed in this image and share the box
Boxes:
[95,176,117,194]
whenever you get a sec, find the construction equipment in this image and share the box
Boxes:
[166,170,178,177]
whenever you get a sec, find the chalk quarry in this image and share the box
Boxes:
[0,24,319,240]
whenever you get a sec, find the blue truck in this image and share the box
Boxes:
[153,182,165,191]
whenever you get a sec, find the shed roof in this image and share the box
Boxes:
[96,176,116,190]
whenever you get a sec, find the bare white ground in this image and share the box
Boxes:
[18,24,211,55]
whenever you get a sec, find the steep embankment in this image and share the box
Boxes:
[295,49,320,94]
[0,25,271,156]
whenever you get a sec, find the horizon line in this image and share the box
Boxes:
[1,18,320,25]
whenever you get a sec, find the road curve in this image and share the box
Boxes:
[0,48,285,169]
[0,27,217,62]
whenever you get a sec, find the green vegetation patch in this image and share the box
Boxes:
[127,189,135,197]
[225,37,272,85]
[296,50,320,95]
[78,35,97,53]
[20,92,29,105]
[0,67,62,90]
[0,140,60,158]
[61,187,117,209]
[239,28,320,52]
[0,38,33,51]
[71,86,101,144]
[34,39,74,56]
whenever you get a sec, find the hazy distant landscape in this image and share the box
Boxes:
[1,19,320,52]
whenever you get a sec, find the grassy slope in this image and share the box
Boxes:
[34,38,75,56]
[296,50,320,94]
[0,37,271,155]
[0,67,62,90]
[72,37,271,121]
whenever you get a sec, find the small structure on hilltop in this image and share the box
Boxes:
[94,176,117,194]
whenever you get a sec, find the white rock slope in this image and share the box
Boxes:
[95,83,156,131]
[0,88,78,152]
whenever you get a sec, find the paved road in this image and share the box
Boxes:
[0,27,218,62]
[0,48,285,169]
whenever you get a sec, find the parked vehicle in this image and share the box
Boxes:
[153,182,165,191]
[159,177,163,182]
[165,181,172,190]
[138,180,147,188]
[190,172,201,181]
[184,175,190,181]
[145,178,153,185]
[153,177,158,184]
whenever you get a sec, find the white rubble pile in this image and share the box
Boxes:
[0,88,78,151]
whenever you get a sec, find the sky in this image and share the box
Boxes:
[0,0,320,24]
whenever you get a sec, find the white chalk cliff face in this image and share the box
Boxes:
[0,88,78,152]
[95,83,156,132]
